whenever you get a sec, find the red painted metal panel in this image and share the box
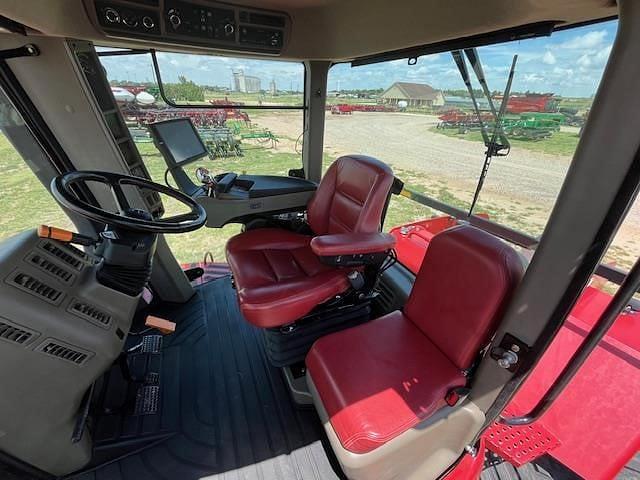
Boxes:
[507,292,640,479]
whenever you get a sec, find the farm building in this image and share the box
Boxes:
[381,82,445,107]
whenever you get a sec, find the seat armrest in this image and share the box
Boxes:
[311,232,396,257]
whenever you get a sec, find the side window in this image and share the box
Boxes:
[0,89,74,241]
[324,20,618,264]
[97,49,305,264]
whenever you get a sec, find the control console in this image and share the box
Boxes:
[95,0,160,36]
[90,0,289,54]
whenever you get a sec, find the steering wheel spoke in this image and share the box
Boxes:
[160,211,200,224]
[109,181,132,214]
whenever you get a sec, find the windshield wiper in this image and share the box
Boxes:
[451,48,518,215]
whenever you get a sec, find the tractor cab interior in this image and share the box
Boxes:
[0,1,639,479]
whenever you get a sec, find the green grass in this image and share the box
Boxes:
[558,97,593,111]
[204,90,304,107]
[0,135,75,240]
[429,126,579,157]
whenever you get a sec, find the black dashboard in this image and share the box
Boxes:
[88,0,289,54]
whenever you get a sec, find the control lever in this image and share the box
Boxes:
[195,166,216,196]
[38,225,97,246]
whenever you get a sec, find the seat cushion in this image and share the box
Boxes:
[226,228,351,328]
[306,311,466,454]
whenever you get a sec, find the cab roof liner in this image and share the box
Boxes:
[0,0,619,61]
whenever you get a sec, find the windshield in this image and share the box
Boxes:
[97,49,306,264]
[325,19,618,239]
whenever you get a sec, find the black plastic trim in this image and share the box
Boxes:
[352,21,557,67]
[0,15,27,36]
[96,48,150,57]
[351,15,618,67]
[554,14,618,32]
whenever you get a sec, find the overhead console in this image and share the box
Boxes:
[88,0,289,54]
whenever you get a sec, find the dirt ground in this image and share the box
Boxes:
[254,111,640,269]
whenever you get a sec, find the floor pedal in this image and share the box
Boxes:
[134,385,160,415]
[145,372,160,385]
[141,335,163,354]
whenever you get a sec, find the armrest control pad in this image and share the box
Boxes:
[310,232,396,257]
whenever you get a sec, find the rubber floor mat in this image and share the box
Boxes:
[71,276,342,480]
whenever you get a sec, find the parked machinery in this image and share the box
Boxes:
[200,126,243,157]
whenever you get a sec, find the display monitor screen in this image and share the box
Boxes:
[149,118,208,166]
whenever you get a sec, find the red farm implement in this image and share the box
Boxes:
[330,104,353,114]
[121,103,251,128]
[437,108,494,129]
[329,103,398,114]
[501,93,559,114]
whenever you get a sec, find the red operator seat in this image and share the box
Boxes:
[226,155,396,328]
[306,225,525,473]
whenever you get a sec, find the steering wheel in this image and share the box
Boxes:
[51,171,207,234]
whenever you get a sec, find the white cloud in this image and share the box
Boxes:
[577,54,592,68]
[523,73,543,83]
[559,30,607,49]
[542,51,556,65]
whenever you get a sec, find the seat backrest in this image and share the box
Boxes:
[307,155,394,236]
[404,225,525,370]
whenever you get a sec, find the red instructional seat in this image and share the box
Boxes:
[306,225,525,458]
[226,155,395,329]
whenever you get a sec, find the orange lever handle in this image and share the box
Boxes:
[38,225,73,242]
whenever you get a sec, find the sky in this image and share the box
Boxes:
[100,19,617,98]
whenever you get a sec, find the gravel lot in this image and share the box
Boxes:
[256,111,640,268]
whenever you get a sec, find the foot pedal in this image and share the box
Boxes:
[145,315,176,335]
[141,335,163,353]
[145,372,160,385]
[134,385,160,415]
[184,266,204,282]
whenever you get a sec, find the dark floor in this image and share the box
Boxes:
[71,276,342,480]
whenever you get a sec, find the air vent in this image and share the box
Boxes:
[39,241,84,270]
[9,272,63,305]
[69,300,112,327]
[0,320,34,345]
[37,340,90,366]
[27,253,74,284]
